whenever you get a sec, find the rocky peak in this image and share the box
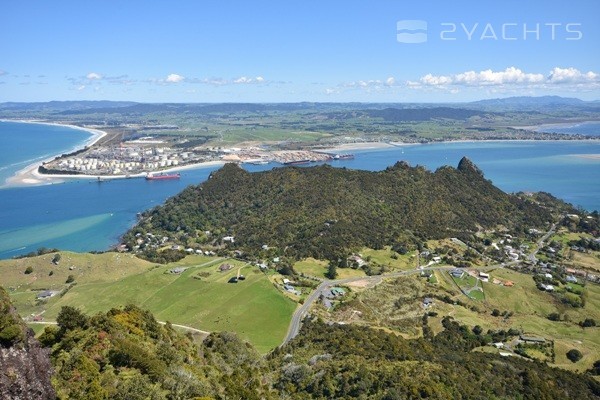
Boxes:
[457,156,484,177]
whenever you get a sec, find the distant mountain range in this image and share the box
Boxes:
[1,96,597,114]
[470,95,586,107]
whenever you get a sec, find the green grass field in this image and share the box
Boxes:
[294,258,366,279]
[1,253,296,353]
[359,247,417,271]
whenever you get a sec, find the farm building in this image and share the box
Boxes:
[219,263,233,272]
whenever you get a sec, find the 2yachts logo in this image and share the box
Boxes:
[396,20,428,43]
[397,20,583,43]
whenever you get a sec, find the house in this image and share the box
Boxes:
[348,255,366,267]
[450,269,463,278]
[423,297,434,307]
[520,335,546,344]
[261,244,269,250]
[258,263,268,270]
[36,290,54,300]
[479,272,490,282]
[273,257,280,263]
[219,263,233,272]
[322,297,333,309]
[222,236,235,243]
[284,284,293,291]
[493,342,504,348]
[283,278,291,284]
[331,287,346,297]
[544,273,553,279]
[539,283,554,292]
[432,256,442,264]
[503,281,514,287]
[421,270,433,278]
[168,267,187,274]
[566,275,578,283]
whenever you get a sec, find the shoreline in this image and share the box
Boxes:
[2,119,600,188]
[1,119,108,188]
[512,120,600,132]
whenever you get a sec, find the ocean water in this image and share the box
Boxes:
[0,122,599,259]
[0,121,92,185]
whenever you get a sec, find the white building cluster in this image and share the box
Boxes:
[49,145,207,175]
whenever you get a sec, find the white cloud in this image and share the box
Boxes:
[385,77,396,86]
[86,72,103,80]
[548,67,598,84]
[0,70,7,76]
[411,67,600,90]
[232,76,265,84]
[416,67,545,87]
[166,73,185,83]
[77,85,86,91]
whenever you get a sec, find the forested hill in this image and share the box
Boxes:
[126,158,554,261]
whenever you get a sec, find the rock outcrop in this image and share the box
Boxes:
[0,287,55,400]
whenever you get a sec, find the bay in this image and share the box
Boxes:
[0,121,599,259]
[0,121,92,185]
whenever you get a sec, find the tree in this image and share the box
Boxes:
[579,318,596,328]
[590,360,600,375]
[491,309,500,317]
[472,325,483,335]
[24,266,33,274]
[66,274,75,283]
[326,263,338,279]
[547,312,560,321]
[52,253,61,264]
[566,349,583,363]
[57,306,88,332]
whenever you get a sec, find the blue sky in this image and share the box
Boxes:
[1,0,599,102]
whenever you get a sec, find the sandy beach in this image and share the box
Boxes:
[1,120,109,187]
[572,154,600,160]
[512,120,600,132]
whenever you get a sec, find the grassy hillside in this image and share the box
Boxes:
[329,266,600,373]
[1,253,296,353]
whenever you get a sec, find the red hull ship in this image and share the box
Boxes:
[145,173,180,180]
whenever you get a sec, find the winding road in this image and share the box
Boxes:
[281,222,558,346]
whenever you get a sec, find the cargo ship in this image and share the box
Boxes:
[145,172,180,180]
[283,160,311,166]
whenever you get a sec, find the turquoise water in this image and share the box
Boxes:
[0,121,92,185]
[0,122,599,259]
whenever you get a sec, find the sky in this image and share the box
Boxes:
[1,0,599,103]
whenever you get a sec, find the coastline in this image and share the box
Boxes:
[1,119,108,188]
[3,119,600,188]
[512,120,600,132]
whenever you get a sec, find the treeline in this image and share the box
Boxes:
[272,319,600,399]
[125,158,554,262]
[3,287,599,399]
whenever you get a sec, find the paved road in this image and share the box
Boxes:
[282,264,486,346]
[528,223,557,263]
[281,222,559,347]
